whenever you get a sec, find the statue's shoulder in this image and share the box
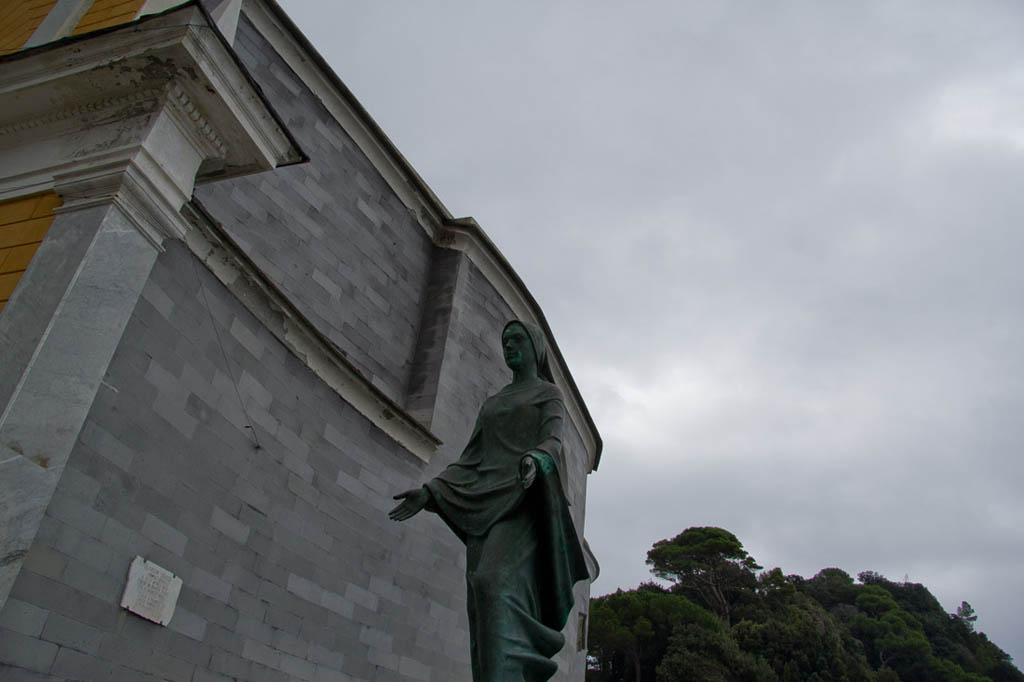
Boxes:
[535,379,564,402]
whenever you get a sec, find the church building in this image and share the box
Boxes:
[0,1,601,680]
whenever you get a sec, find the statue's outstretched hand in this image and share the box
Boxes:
[389,487,430,521]
[519,455,537,489]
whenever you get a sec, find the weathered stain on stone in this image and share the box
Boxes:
[0,550,27,568]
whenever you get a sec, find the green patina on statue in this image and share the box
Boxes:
[389,320,590,682]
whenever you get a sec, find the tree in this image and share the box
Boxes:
[657,622,774,682]
[801,567,858,609]
[646,527,761,627]
[852,585,932,671]
[592,532,1024,682]
[955,602,977,633]
[732,592,876,682]
[588,587,718,682]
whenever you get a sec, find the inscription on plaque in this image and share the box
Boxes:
[120,556,182,626]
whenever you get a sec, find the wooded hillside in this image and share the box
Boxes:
[587,527,1022,682]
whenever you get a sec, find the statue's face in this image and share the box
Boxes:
[502,323,535,373]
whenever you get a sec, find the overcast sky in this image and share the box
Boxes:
[279,0,1024,664]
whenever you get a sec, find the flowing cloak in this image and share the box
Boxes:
[424,377,590,674]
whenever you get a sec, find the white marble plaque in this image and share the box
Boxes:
[120,556,182,626]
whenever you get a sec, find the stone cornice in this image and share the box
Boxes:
[0,88,162,138]
[0,3,304,187]
[166,82,229,159]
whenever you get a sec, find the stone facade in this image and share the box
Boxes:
[0,2,601,681]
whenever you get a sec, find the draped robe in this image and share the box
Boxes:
[424,377,590,682]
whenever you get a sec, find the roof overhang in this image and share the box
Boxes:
[0,1,305,198]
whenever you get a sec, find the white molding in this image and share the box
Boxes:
[182,203,441,462]
[0,88,162,138]
[166,83,229,160]
[177,18,300,173]
[53,151,192,249]
[0,6,302,177]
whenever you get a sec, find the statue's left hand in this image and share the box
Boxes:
[389,487,430,521]
[519,455,537,489]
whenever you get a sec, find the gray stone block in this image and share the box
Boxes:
[236,613,274,646]
[193,667,236,682]
[98,633,195,682]
[176,589,237,630]
[211,650,253,679]
[62,558,121,603]
[281,653,317,681]
[248,661,289,682]
[141,513,188,556]
[228,588,266,622]
[344,583,377,614]
[272,628,307,658]
[53,466,101,505]
[264,607,301,637]
[168,606,208,642]
[230,318,266,361]
[21,545,66,581]
[242,637,281,669]
[0,662,61,681]
[313,665,353,682]
[0,598,49,637]
[78,419,135,472]
[0,627,59,673]
[50,647,117,680]
[40,612,105,654]
[211,505,251,546]
[72,534,113,574]
[10,571,119,631]
[190,566,233,603]
[45,495,105,539]
[399,655,431,681]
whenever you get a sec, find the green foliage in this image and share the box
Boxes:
[588,585,719,682]
[646,527,762,626]
[957,602,978,633]
[588,529,1024,682]
[803,568,858,609]
[732,592,876,681]
[658,623,773,682]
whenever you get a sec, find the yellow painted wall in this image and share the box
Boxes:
[72,0,146,35]
[0,193,62,317]
[0,0,59,55]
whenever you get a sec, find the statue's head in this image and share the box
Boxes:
[502,321,536,374]
[502,320,555,383]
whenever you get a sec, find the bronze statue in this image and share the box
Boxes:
[389,320,589,682]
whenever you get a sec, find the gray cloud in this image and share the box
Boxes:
[281,0,1024,663]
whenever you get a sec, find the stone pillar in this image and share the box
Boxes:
[0,202,160,607]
